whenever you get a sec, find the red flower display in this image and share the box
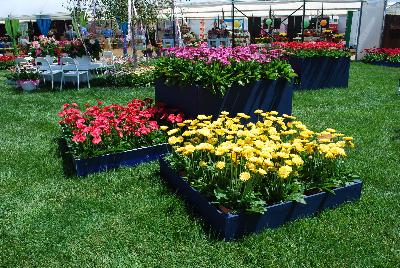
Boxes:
[273,41,345,50]
[272,41,350,58]
[0,55,15,70]
[0,55,15,62]
[59,98,183,158]
[363,48,400,63]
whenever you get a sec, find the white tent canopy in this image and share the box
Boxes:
[0,0,70,21]
[174,0,364,18]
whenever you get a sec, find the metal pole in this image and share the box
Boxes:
[231,0,235,47]
[301,0,306,42]
[321,2,324,34]
[269,5,272,33]
[172,0,176,47]
[381,0,388,47]
[355,3,364,60]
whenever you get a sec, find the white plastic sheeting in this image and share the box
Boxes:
[356,0,386,59]
[0,0,70,21]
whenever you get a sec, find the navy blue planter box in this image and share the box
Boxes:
[69,143,170,176]
[155,79,294,121]
[366,61,400,68]
[159,158,363,241]
[289,57,350,90]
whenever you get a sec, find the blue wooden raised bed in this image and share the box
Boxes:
[69,143,170,176]
[366,61,400,68]
[289,57,350,90]
[155,79,294,122]
[159,158,363,241]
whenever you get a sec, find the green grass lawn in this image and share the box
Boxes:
[0,62,399,267]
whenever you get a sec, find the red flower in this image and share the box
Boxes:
[59,99,184,149]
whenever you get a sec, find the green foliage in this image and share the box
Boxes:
[290,49,351,58]
[65,0,171,25]
[362,52,400,63]
[0,60,15,70]
[14,70,40,81]
[61,126,166,159]
[154,58,297,96]
[92,69,155,88]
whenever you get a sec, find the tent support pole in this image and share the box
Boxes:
[172,0,176,47]
[231,0,235,47]
[301,0,306,42]
[355,2,364,60]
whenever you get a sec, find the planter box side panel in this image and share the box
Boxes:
[74,144,169,176]
[369,61,400,68]
[325,57,350,88]
[300,57,331,90]
[220,79,294,120]
[159,159,229,236]
[322,180,363,210]
[197,87,224,117]
[158,159,363,240]
[155,79,199,117]
[291,57,350,90]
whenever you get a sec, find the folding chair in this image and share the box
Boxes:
[35,57,62,90]
[60,57,90,91]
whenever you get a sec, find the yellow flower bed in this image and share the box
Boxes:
[164,111,355,213]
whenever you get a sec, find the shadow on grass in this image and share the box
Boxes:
[55,137,77,178]
[154,170,235,242]
[392,129,400,141]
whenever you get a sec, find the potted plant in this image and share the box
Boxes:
[160,110,362,240]
[362,48,400,67]
[273,41,352,90]
[154,44,297,121]
[58,98,183,176]
[16,70,40,91]
[0,55,15,70]
[4,72,19,86]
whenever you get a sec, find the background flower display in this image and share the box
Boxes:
[155,44,296,95]
[362,48,400,63]
[273,41,351,58]
[25,36,62,57]
[23,36,102,60]
[0,55,15,70]
[14,69,41,91]
[59,98,183,159]
[165,110,356,214]
[93,59,155,88]
[63,38,102,60]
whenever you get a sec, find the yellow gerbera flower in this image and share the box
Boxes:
[239,171,251,182]
[278,165,292,179]
[216,161,226,169]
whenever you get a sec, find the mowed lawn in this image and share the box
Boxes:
[0,62,399,267]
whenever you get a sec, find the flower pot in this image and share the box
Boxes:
[159,158,363,241]
[289,57,350,90]
[18,80,40,91]
[155,79,294,121]
[63,141,170,176]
